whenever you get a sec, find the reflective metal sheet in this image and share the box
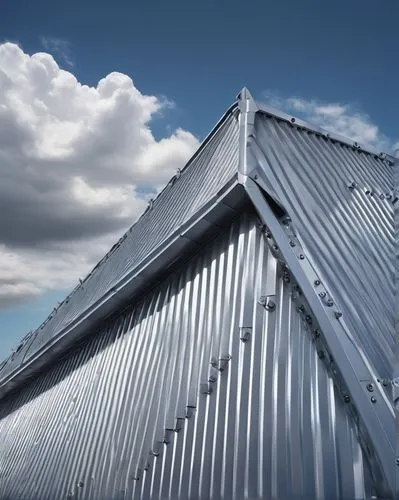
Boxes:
[252,112,395,380]
[0,213,374,500]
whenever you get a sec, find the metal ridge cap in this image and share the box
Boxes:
[0,177,242,400]
[255,100,396,164]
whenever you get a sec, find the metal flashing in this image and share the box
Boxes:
[255,100,397,164]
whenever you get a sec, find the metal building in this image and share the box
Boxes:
[0,89,397,500]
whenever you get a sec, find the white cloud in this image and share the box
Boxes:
[262,91,392,153]
[0,42,199,308]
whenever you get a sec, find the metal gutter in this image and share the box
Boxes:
[0,179,247,401]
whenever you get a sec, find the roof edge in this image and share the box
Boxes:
[255,100,396,164]
[0,180,247,401]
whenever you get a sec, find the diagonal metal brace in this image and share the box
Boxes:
[243,176,396,495]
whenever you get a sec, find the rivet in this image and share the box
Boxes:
[335,311,342,319]
[254,174,258,180]
[305,315,312,324]
[318,350,325,359]
[314,279,321,286]
[313,329,320,338]
[297,305,305,313]
[265,300,276,312]
[396,458,399,466]
[344,395,350,403]
[326,299,334,307]
[282,216,291,225]
[291,117,295,123]
[319,291,326,299]
[186,405,196,419]
[289,241,296,247]
[272,245,279,252]
[371,396,377,403]
[240,329,251,343]
[366,384,374,392]
[299,254,305,260]
[258,296,267,306]
[77,482,84,488]
[174,417,185,432]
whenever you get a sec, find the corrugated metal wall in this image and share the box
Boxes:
[0,107,239,384]
[0,212,373,500]
[253,113,395,380]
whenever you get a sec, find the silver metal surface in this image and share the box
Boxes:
[0,213,374,500]
[0,87,396,499]
[243,177,395,496]
[250,111,396,382]
[0,105,240,392]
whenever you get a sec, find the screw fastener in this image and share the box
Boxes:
[366,384,374,392]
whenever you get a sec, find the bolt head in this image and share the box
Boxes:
[370,396,377,403]
[366,383,374,392]
[289,240,296,247]
[314,280,321,286]
[326,299,334,307]
[319,291,326,299]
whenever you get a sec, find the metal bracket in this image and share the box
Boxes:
[242,176,396,495]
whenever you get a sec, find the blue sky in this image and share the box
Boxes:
[0,0,397,358]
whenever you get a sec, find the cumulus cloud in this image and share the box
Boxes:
[0,42,199,307]
[262,91,392,153]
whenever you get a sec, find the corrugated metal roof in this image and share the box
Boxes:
[251,111,395,379]
[0,213,376,500]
